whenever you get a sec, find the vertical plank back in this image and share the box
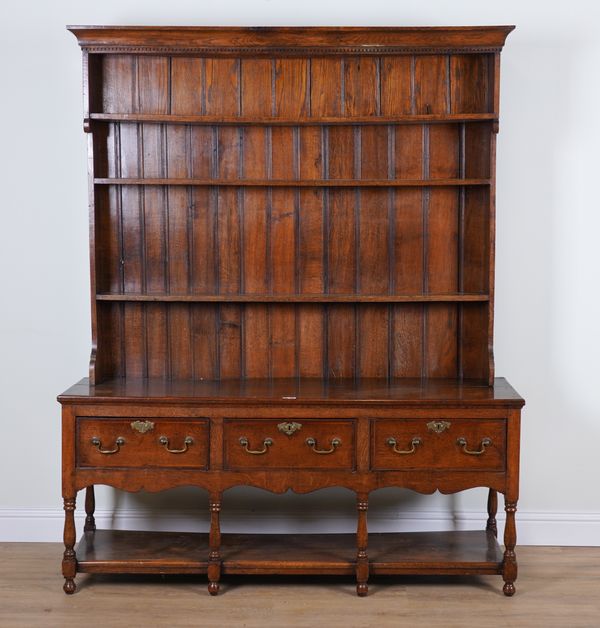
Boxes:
[84,31,505,384]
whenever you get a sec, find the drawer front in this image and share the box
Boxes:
[77,418,209,469]
[223,419,355,470]
[371,419,506,471]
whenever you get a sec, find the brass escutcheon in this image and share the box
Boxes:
[427,420,451,434]
[277,421,302,436]
[130,420,155,434]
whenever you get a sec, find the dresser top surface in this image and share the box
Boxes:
[58,377,524,407]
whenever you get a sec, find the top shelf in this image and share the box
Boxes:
[89,113,497,127]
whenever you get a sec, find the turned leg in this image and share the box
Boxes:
[502,498,518,596]
[356,493,369,597]
[62,496,77,594]
[208,493,222,595]
[84,486,96,533]
[486,489,498,537]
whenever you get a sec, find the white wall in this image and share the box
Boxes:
[1,0,598,544]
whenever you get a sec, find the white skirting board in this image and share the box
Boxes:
[0,508,598,545]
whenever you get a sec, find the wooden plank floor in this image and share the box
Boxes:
[1,544,599,627]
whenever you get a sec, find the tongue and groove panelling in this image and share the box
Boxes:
[97,301,490,380]
[93,53,493,381]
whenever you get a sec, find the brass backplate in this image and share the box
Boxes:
[426,420,451,434]
[277,421,302,436]
[130,420,155,434]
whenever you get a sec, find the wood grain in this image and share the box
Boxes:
[69,25,516,53]
[60,376,524,406]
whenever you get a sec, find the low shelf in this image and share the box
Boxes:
[221,530,504,576]
[76,529,503,577]
[76,529,208,574]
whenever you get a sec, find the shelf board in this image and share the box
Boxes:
[222,530,503,575]
[76,530,503,576]
[89,112,497,126]
[95,293,490,303]
[76,529,208,574]
[94,178,491,188]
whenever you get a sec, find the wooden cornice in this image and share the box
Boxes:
[67,25,515,55]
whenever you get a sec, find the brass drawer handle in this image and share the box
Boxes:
[386,437,422,455]
[91,436,125,455]
[305,437,341,454]
[456,437,492,456]
[239,436,273,455]
[159,436,194,454]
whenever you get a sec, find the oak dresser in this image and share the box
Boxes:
[59,25,524,597]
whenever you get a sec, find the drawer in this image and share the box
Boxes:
[77,418,209,469]
[223,419,355,470]
[371,419,506,471]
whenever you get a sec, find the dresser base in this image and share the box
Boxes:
[60,376,522,596]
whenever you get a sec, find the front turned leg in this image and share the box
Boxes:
[486,489,498,537]
[356,493,369,597]
[502,499,518,596]
[62,496,77,594]
[84,486,96,533]
[208,493,222,595]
